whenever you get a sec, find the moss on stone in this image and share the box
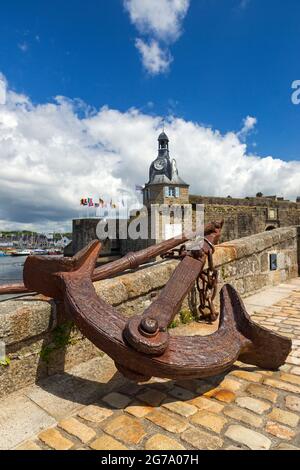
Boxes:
[179,308,195,324]
[40,321,77,364]
[0,357,10,367]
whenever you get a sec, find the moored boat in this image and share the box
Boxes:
[31,249,48,255]
[10,250,32,257]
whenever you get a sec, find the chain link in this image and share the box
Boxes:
[196,249,219,322]
[162,239,219,323]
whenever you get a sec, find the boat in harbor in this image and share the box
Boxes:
[10,250,32,257]
[0,251,9,257]
[31,249,48,255]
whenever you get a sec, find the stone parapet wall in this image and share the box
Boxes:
[190,194,300,209]
[191,195,300,242]
[0,227,299,397]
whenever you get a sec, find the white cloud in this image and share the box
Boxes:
[0,74,7,105]
[135,39,173,75]
[0,73,300,231]
[124,0,190,42]
[238,115,257,140]
[124,0,190,74]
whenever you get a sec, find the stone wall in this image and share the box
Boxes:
[72,218,120,257]
[71,195,300,256]
[0,227,299,398]
[191,195,300,243]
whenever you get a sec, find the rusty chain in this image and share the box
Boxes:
[162,237,219,323]
[196,249,219,322]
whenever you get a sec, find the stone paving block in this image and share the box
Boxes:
[274,443,300,451]
[145,434,185,450]
[137,389,167,407]
[265,421,295,440]
[58,417,96,443]
[162,399,198,418]
[26,381,91,421]
[168,386,195,401]
[285,395,300,413]
[268,407,299,427]
[175,379,202,393]
[224,406,263,428]
[291,367,300,375]
[24,355,120,421]
[125,401,153,418]
[259,370,273,377]
[225,425,272,450]
[280,372,300,386]
[181,427,223,450]
[219,378,244,392]
[118,382,144,396]
[146,410,188,434]
[246,384,278,403]
[211,389,236,403]
[77,404,113,423]
[231,370,263,383]
[101,392,131,409]
[38,428,74,450]
[103,415,147,445]
[203,387,219,398]
[188,396,224,413]
[15,441,42,450]
[263,378,300,394]
[235,397,271,415]
[191,411,227,433]
[90,435,128,450]
[0,394,56,450]
[225,445,245,451]
[286,356,300,366]
[290,349,300,358]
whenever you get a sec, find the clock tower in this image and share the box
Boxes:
[143,131,189,207]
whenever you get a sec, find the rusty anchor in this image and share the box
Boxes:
[17,221,292,382]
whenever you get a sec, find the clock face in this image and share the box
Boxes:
[154,158,165,171]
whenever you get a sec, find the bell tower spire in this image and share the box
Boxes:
[158,130,170,159]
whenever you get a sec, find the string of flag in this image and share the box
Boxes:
[80,198,126,209]
[80,186,143,209]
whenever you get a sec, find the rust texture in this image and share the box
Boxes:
[6,221,292,382]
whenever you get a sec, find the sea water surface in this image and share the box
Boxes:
[0,255,26,285]
[0,256,27,302]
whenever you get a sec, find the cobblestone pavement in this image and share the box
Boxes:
[2,280,300,451]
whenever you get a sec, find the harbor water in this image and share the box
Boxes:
[0,256,28,302]
[0,255,26,285]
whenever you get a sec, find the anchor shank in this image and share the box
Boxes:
[141,255,206,332]
[124,225,223,356]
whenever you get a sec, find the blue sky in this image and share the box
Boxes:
[1,0,299,160]
[0,0,300,231]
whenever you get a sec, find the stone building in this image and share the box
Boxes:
[69,131,300,258]
[143,131,189,207]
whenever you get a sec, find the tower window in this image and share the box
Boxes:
[165,187,180,198]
